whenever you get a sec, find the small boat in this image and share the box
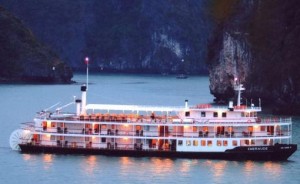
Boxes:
[9,80,297,160]
[176,74,188,79]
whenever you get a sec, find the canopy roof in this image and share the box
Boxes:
[85,104,184,112]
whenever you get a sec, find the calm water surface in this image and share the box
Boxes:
[0,74,299,184]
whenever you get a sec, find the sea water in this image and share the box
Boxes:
[0,74,299,184]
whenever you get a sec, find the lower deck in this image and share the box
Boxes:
[19,143,297,161]
[28,133,291,153]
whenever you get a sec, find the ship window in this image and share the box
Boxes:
[101,124,107,129]
[193,126,197,132]
[186,140,191,146]
[178,140,183,146]
[201,140,206,146]
[203,126,208,132]
[260,126,266,131]
[263,139,267,145]
[185,111,190,117]
[51,122,56,127]
[193,140,198,146]
[232,140,237,146]
[50,135,55,141]
[223,140,228,146]
[245,140,249,145]
[101,138,106,143]
[201,112,206,117]
[213,112,218,117]
[217,140,222,146]
[251,140,255,145]
[145,125,150,131]
[222,112,227,118]
[250,112,257,117]
[207,140,212,146]
[248,126,253,132]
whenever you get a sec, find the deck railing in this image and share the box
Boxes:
[22,125,292,140]
[39,117,292,126]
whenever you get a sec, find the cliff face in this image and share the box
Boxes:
[208,32,252,102]
[207,0,300,114]
[0,6,73,83]
[0,0,212,74]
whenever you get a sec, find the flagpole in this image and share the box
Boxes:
[85,57,89,91]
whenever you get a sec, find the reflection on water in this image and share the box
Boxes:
[212,161,227,178]
[179,159,199,174]
[204,160,228,183]
[18,153,292,183]
[42,154,53,170]
[81,155,98,175]
[119,157,134,176]
[263,162,283,182]
[151,158,174,176]
[22,154,31,161]
[244,161,255,174]
[263,161,282,173]
[119,157,175,177]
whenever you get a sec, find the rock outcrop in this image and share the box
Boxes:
[208,32,252,103]
[207,0,300,114]
[0,0,212,74]
[0,6,73,83]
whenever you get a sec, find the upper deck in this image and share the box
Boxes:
[36,103,290,127]
[85,104,262,113]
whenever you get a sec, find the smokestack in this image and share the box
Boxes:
[228,101,233,111]
[185,100,188,110]
[81,85,87,114]
[76,99,82,116]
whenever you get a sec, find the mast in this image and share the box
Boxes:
[234,78,245,106]
[80,57,89,115]
[85,57,89,90]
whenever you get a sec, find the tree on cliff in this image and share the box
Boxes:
[0,6,72,83]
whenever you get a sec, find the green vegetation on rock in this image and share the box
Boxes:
[0,6,73,83]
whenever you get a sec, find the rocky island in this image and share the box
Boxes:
[0,6,72,83]
[0,0,299,114]
[207,0,300,114]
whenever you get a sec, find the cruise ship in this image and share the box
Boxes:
[10,80,297,160]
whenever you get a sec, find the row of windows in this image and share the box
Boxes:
[200,112,227,118]
[178,140,238,147]
[189,111,227,118]
[199,111,257,118]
